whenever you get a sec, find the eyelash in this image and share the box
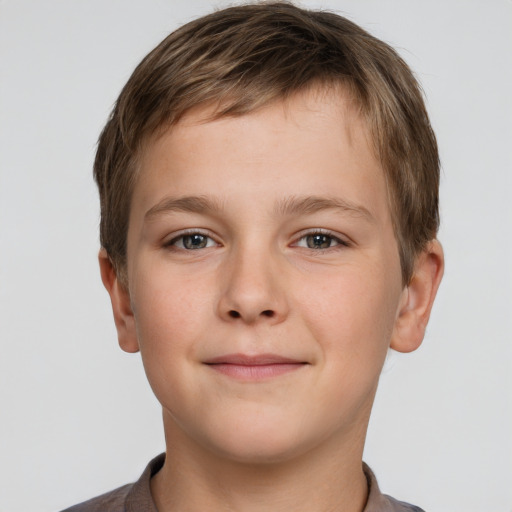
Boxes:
[164,229,349,252]
[165,230,218,251]
[293,229,349,251]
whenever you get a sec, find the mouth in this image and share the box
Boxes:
[203,353,308,381]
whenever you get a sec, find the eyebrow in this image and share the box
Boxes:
[144,194,374,222]
[144,195,224,221]
[275,195,375,222]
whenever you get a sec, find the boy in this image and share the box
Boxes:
[64,2,443,511]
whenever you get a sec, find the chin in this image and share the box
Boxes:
[201,416,318,466]
[213,438,306,465]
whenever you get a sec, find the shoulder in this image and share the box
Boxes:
[60,483,132,512]
[363,463,425,512]
[59,453,164,512]
[383,494,425,512]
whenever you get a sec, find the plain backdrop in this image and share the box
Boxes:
[1,1,511,511]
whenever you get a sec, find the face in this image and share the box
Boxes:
[121,88,408,464]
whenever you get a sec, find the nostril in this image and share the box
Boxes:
[228,310,274,319]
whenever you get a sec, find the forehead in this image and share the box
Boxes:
[133,87,388,223]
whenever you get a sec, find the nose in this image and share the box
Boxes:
[217,245,289,325]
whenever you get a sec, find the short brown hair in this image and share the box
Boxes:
[94,1,439,285]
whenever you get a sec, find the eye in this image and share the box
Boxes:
[295,232,346,250]
[168,233,217,250]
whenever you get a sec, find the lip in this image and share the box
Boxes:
[204,353,308,381]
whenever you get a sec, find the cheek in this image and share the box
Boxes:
[130,266,214,355]
[298,262,400,362]
[128,269,215,408]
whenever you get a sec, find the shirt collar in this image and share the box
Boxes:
[125,454,421,512]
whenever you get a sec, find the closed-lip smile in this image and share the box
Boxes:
[203,353,308,380]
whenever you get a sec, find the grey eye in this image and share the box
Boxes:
[305,234,337,249]
[182,234,210,249]
[167,232,218,251]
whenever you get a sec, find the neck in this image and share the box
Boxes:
[151,415,369,512]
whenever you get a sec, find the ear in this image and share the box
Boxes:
[391,240,444,353]
[98,249,139,353]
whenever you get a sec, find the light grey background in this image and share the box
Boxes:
[1,1,511,511]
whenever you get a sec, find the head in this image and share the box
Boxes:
[96,2,444,465]
[95,1,439,288]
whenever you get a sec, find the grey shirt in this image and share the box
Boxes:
[61,454,424,512]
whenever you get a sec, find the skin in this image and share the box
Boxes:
[100,87,444,512]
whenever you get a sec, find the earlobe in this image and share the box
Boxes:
[390,240,444,353]
[98,249,140,353]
